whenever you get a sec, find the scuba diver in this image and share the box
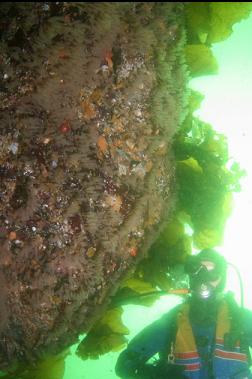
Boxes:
[115,248,252,378]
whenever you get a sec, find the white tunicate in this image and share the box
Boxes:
[137,230,144,237]
[9,143,19,154]
[135,109,142,117]
[101,65,109,72]
[52,160,58,168]
[57,240,63,248]
[42,3,50,11]
[132,163,146,178]
[118,164,128,176]
[23,165,34,176]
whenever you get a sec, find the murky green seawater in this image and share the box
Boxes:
[64,296,181,379]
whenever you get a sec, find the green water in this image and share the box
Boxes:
[64,296,181,379]
[190,12,252,311]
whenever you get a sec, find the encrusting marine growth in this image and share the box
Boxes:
[0,2,251,378]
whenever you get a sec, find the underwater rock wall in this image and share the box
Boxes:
[0,2,187,372]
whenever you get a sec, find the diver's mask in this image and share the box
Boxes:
[185,250,227,301]
[188,262,222,300]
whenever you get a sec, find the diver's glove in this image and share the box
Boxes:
[136,361,187,379]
